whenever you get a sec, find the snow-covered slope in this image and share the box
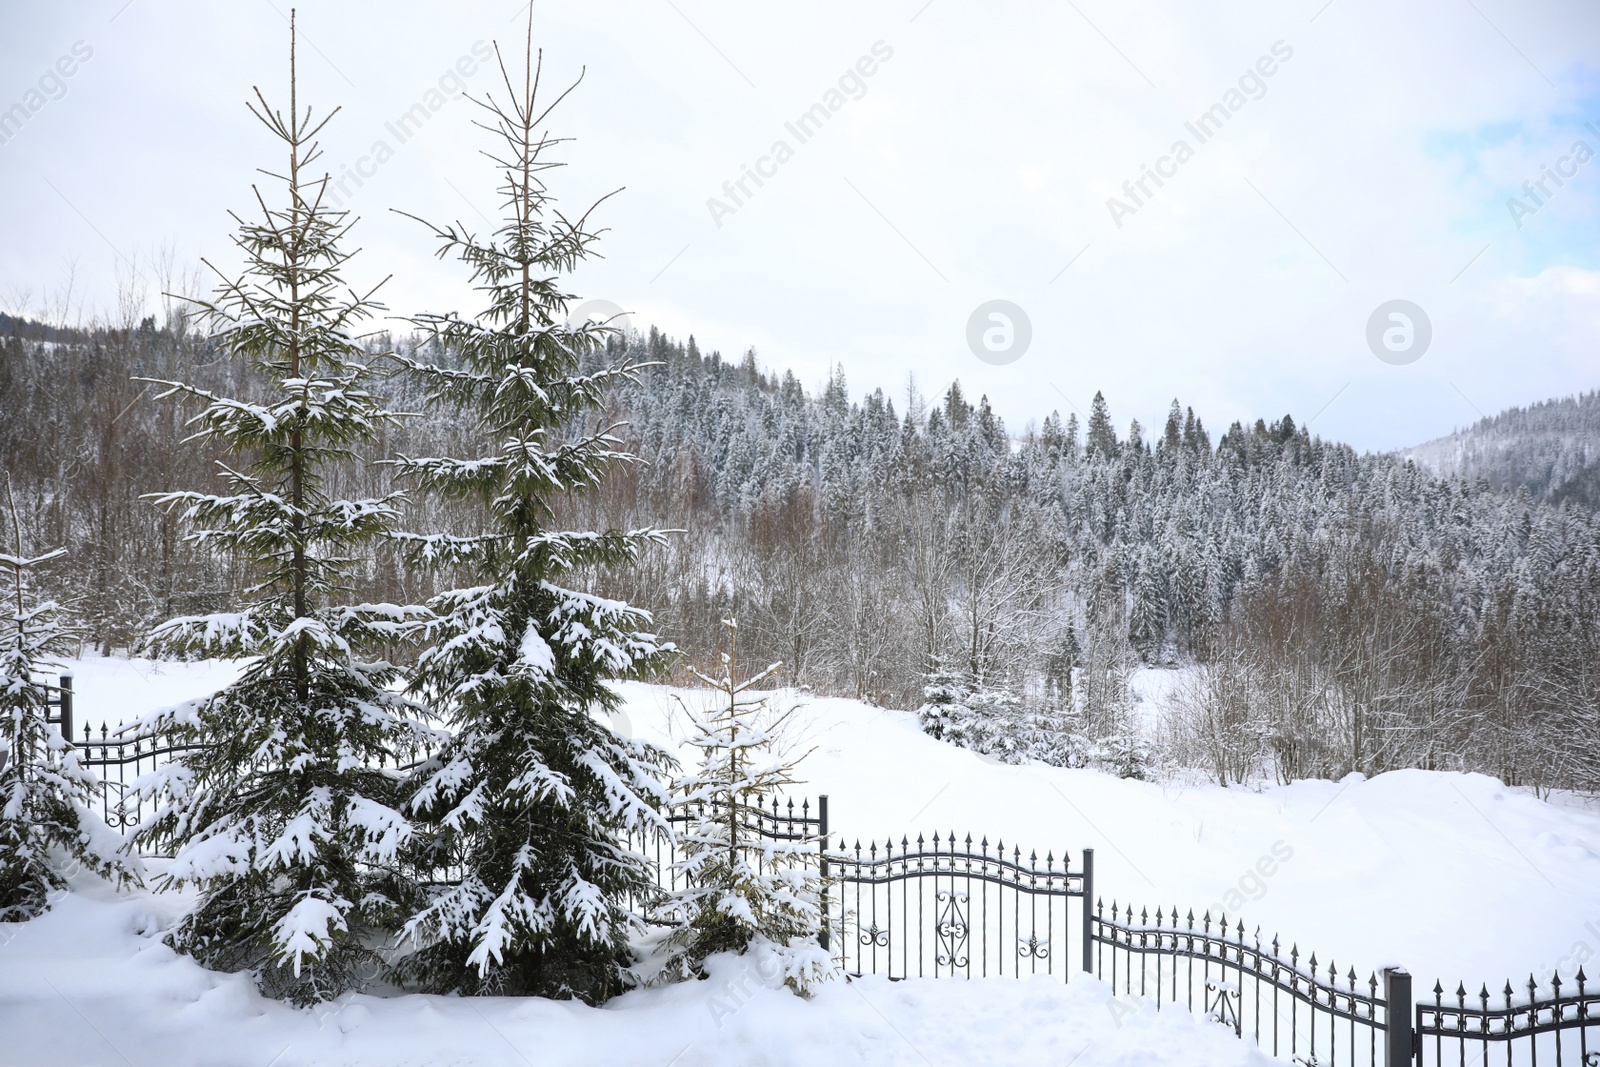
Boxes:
[6,658,1597,1066]
[56,653,248,738]
[1400,388,1600,504]
[622,682,1600,989]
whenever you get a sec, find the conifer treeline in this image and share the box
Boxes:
[574,332,1600,792]
[1405,389,1600,506]
[4,321,1598,790]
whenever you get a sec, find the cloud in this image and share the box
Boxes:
[1,0,1597,451]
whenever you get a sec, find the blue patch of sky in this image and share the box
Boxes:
[1425,74,1600,274]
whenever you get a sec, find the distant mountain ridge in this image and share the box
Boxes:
[1401,390,1600,507]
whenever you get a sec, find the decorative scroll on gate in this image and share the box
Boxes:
[934,890,969,970]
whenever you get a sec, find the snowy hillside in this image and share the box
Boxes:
[1401,389,1600,505]
[7,657,1597,1066]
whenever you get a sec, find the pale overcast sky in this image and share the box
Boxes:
[2,0,1597,451]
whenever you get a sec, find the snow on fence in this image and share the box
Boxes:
[44,678,1600,1067]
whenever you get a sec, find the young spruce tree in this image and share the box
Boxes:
[916,661,972,742]
[0,503,136,921]
[392,27,674,1001]
[656,619,830,995]
[130,17,434,1005]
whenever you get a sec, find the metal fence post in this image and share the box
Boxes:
[1081,847,1095,975]
[1384,966,1413,1066]
[818,794,830,952]
[58,673,73,746]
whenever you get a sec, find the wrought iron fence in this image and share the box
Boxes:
[825,833,1090,981]
[1416,973,1599,1066]
[1092,901,1403,1067]
[800,817,1592,1067]
[624,795,824,918]
[44,672,73,738]
[35,676,1600,1065]
[45,681,437,834]
[2,672,73,777]
[56,719,195,831]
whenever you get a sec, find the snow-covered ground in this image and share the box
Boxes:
[623,681,1600,987]
[3,883,1276,1067]
[57,653,247,738]
[6,657,1598,1066]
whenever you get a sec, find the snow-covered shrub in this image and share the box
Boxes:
[917,664,1158,776]
[955,684,1028,763]
[919,664,1017,757]
[916,663,970,741]
[1164,657,1278,786]
[1094,733,1156,780]
[391,32,675,1003]
[0,541,136,921]
[918,666,1049,766]
[1022,706,1094,769]
[652,620,831,996]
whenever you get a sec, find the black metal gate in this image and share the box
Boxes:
[825,832,1091,982]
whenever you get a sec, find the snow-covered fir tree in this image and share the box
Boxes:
[129,19,435,1005]
[916,653,1131,770]
[391,27,675,1002]
[917,663,1055,766]
[0,517,135,921]
[655,619,831,995]
[916,662,971,741]
[1023,702,1092,769]
[1094,732,1155,780]
[950,683,1025,761]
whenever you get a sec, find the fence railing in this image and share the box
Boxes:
[1416,974,1598,1067]
[34,677,1600,1066]
[624,795,824,917]
[826,833,1089,981]
[1,672,73,777]
[44,683,438,833]
[1093,902,1405,1066]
